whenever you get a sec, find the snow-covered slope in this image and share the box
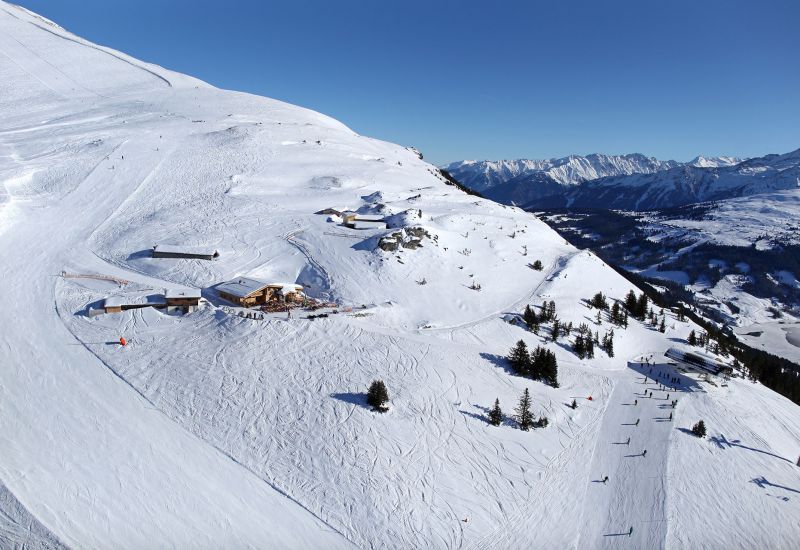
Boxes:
[1,3,798,549]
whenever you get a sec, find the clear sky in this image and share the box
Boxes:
[15,0,800,165]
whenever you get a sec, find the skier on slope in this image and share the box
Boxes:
[629,526,633,536]
[635,418,640,426]
[634,399,638,406]
[643,449,647,457]
[626,437,630,445]
[602,476,609,484]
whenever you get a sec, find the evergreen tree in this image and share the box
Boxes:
[543,350,559,387]
[602,330,615,357]
[551,318,561,342]
[523,305,539,333]
[570,398,577,409]
[508,340,531,376]
[590,292,609,310]
[367,380,389,411]
[531,259,543,271]
[540,300,550,322]
[659,317,666,333]
[596,310,602,325]
[488,398,503,426]
[611,302,621,325]
[624,290,638,313]
[691,420,706,438]
[623,311,629,328]
[530,345,544,379]
[515,388,534,431]
[636,293,649,320]
[574,334,586,359]
[586,335,595,358]
[688,330,697,346]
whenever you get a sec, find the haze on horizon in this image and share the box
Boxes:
[15,0,800,165]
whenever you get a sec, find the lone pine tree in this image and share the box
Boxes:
[692,420,707,438]
[367,380,389,411]
[515,388,534,431]
[488,398,503,426]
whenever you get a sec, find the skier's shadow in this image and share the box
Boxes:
[604,532,630,537]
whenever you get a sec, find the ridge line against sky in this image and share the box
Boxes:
[13,0,800,166]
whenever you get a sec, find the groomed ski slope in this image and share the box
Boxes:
[0,3,798,548]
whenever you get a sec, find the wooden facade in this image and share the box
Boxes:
[217,278,304,307]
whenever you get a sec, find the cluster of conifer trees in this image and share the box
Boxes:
[507,340,559,387]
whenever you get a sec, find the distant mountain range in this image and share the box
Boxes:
[446,149,800,344]
[441,151,800,210]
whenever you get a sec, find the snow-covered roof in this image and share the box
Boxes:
[271,283,304,295]
[352,214,384,221]
[104,293,166,308]
[351,220,387,230]
[216,277,270,298]
[165,287,202,299]
[153,244,218,256]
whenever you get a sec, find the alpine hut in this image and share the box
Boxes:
[217,277,305,307]
[165,288,202,312]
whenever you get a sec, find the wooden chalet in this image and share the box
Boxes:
[165,288,202,312]
[217,277,305,307]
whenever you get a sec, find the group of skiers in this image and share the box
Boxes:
[598,362,686,538]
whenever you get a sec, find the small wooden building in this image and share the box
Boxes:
[165,288,202,312]
[341,212,387,230]
[103,294,166,314]
[217,277,304,307]
[152,244,219,260]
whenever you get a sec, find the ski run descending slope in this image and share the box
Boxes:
[0,3,798,548]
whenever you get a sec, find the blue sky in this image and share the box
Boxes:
[17,0,800,165]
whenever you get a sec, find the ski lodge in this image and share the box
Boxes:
[216,277,305,307]
[152,244,219,260]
